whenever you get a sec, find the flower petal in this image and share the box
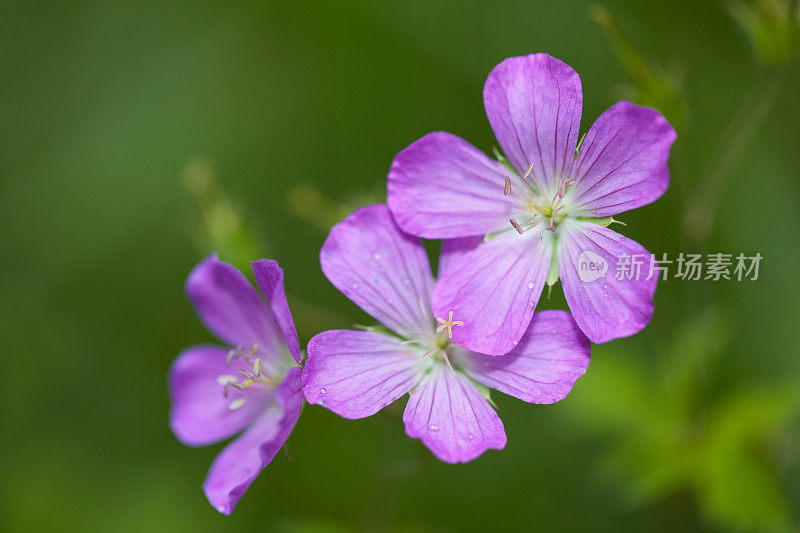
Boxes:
[387,131,512,238]
[557,220,658,343]
[321,204,435,337]
[251,259,301,364]
[571,101,676,216]
[403,364,506,463]
[303,329,425,419]
[431,230,553,355]
[438,236,484,278]
[168,345,262,446]
[203,367,303,515]
[185,254,286,359]
[457,310,591,404]
[484,53,583,190]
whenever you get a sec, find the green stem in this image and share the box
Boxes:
[682,69,784,248]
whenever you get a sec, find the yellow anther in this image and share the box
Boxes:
[436,310,464,339]
[228,398,247,411]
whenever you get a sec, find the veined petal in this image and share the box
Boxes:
[571,101,676,216]
[168,345,261,446]
[185,254,286,360]
[320,204,435,337]
[438,236,484,278]
[557,220,658,343]
[203,367,302,515]
[302,330,425,419]
[251,259,301,364]
[387,132,513,238]
[403,364,506,463]
[457,310,591,404]
[431,230,552,355]
[484,53,583,192]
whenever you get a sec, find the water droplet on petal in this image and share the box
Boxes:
[513,339,519,345]
[467,434,474,440]
[320,388,327,394]
[428,424,439,432]
[527,282,534,290]
[352,282,359,289]
[535,390,541,397]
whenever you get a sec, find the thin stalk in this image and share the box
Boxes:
[682,69,784,248]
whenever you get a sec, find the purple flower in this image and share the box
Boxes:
[387,53,676,354]
[168,255,303,514]
[302,204,590,463]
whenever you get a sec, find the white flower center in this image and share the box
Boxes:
[503,163,576,234]
[217,344,280,410]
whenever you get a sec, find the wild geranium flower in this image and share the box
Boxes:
[387,53,676,354]
[302,204,590,463]
[168,255,303,514]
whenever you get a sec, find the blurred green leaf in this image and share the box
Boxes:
[286,181,384,233]
[183,156,268,270]
[697,386,798,532]
[730,0,800,66]
[590,4,690,132]
[566,310,799,531]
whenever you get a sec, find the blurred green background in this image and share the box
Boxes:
[2,1,799,531]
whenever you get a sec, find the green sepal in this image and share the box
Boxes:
[353,324,398,337]
[575,216,627,228]
[492,146,517,174]
[546,248,560,287]
[471,380,497,409]
[574,132,587,159]
[483,228,512,242]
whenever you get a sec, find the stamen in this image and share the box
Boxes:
[504,200,528,211]
[509,218,524,234]
[216,374,238,386]
[518,164,541,196]
[253,358,263,377]
[245,344,258,359]
[228,398,247,411]
[522,162,547,194]
[521,162,534,180]
[504,176,511,196]
[420,347,435,358]
[441,349,457,375]
[522,218,544,229]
